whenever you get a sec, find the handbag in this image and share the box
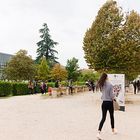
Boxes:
[113,99,120,111]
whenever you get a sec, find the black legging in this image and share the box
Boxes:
[98,101,114,131]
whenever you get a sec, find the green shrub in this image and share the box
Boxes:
[0,80,86,97]
[74,81,85,86]
[60,81,68,86]
[0,81,12,96]
[47,82,55,88]
[12,82,29,95]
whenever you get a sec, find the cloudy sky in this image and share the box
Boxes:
[0,0,140,68]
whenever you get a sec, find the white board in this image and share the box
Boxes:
[108,74,125,109]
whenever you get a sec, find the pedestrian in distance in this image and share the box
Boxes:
[85,80,91,91]
[137,80,140,93]
[68,79,73,95]
[90,80,95,93]
[133,80,137,94]
[96,73,117,140]
[40,81,47,94]
[55,80,59,88]
[28,80,34,94]
[33,80,37,94]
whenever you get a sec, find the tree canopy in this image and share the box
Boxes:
[5,50,36,81]
[78,69,100,82]
[66,57,80,81]
[37,57,50,81]
[83,0,140,80]
[51,63,68,81]
[36,23,58,67]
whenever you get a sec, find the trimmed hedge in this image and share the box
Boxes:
[47,82,55,88]
[0,81,86,97]
[0,81,13,96]
[12,83,29,96]
[0,81,30,97]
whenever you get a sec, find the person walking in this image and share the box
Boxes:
[68,79,73,95]
[96,73,117,140]
[28,80,34,94]
[133,80,137,94]
[55,80,59,88]
[137,80,140,93]
[40,81,47,94]
[33,80,37,94]
[90,80,95,93]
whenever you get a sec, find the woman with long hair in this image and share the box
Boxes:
[96,73,117,140]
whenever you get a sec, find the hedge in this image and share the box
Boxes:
[0,81,86,97]
[0,81,30,96]
[47,82,55,88]
[12,83,29,96]
[0,81,13,96]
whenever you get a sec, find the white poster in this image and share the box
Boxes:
[108,74,125,109]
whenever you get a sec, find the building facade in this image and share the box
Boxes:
[0,52,13,79]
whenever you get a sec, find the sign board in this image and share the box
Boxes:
[108,74,125,111]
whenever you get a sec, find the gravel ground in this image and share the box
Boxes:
[0,92,140,140]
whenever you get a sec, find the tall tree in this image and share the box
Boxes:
[36,23,58,67]
[66,57,80,81]
[51,63,68,81]
[122,11,140,80]
[83,0,140,80]
[37,57,50,81]
[83,0,123,71]
[5,50,36,81]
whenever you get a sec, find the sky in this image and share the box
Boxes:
[0,0,140,69]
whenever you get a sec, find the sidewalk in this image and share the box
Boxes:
[125,92,140,104]
[0,92,139,140]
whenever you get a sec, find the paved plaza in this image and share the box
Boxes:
[0,91,140,140]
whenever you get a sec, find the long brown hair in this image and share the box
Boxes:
[96,73,108,91]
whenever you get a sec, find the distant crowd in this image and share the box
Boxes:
[27,79,83,96]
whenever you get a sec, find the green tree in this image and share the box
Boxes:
[78,69,100,82]
[121,11,140,80]
[66,57,80,81]
[51,63,68,81]
[5,50,36,81]
[83,0,123,71]
[83,0,140,80]
[36,23,58,67]
[37,57,50,81]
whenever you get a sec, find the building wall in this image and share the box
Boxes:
[0,52,13,79]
